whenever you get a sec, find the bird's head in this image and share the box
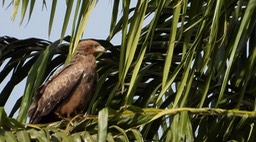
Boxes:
[76,39,106,55]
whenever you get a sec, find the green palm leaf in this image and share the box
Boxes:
[1,0,256,141]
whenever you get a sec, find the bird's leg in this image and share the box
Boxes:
[55,112,64,119]
[54,112,71,122]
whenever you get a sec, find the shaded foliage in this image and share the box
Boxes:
[1,0,256,141]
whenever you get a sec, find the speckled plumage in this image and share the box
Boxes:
[28,40,105,124]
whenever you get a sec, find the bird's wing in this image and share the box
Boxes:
[29,62,85,120]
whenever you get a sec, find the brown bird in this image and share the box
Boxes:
[28,39,106,124]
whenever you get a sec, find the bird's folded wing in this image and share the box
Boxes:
[29,63,85,118]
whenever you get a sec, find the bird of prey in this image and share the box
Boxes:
[28,39,106,124]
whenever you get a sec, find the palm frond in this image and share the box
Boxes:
[1,0,256,141]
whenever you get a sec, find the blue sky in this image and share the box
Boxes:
[0,1,122,115]
[0,1,118,42]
